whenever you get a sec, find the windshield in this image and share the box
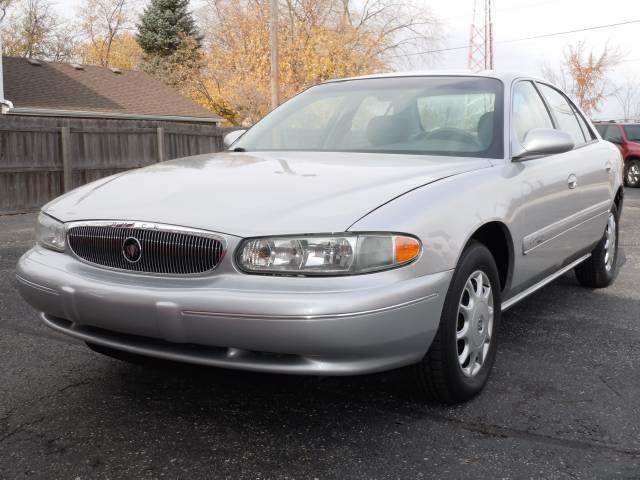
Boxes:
[623,125,640,142]
[234,76,504,159]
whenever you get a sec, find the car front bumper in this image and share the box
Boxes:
[16,246,452,375]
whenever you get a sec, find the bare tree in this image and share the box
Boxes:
[613,75,640,121]
[540,42,623,115]
[47,24,81,62]
[0,0,14,22]
[1,0,64,59]
[0,0,87,62]
[540,62,570,92]
[78,0,130,67]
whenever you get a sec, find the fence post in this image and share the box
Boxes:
[60,126,72,192]
[157,127,165,162]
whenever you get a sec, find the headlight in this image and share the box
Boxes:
[36,212,66,252]
[237,233,421,275]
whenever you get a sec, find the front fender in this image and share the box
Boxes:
[349,165,518,277]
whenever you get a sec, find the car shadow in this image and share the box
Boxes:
[66,245,637,445]
[90,274,629,410]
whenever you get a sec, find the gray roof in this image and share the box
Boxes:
[325,70,554,86]
[2,56,220,123]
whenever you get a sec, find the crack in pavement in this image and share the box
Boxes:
[0,379,93,443]
[0,416,46,443]
[599,375,624,399]
[427,413,640,458]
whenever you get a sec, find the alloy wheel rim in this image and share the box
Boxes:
[456,270,494,377]
[627,164,640,185]
[604,212,617,272]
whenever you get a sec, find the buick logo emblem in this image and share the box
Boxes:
[122,237,142,263]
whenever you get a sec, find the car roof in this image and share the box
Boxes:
[322,70,554,87]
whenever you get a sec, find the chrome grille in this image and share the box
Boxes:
[67,224,224,274]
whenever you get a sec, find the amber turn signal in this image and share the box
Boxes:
[394,236,421,263]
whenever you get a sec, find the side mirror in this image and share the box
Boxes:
[223,129,247,149]
[513,128,574,160]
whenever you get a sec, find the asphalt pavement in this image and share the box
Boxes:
[1,190,639,479]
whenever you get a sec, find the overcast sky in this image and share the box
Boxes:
[53,0,640,119]
[426,0,640,119]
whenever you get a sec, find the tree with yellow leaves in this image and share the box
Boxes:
[80,31,142,70]
[0,0,138,68]
[193,0,441,125]
[1,0,78,61]
[77,0,132,68]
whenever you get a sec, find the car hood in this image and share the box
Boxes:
[44,151,491,237]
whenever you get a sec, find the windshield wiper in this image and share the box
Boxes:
[232,147,246,152]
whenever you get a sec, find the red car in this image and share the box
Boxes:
[594,121,640,187]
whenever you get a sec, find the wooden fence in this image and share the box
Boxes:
[0,115,232,214]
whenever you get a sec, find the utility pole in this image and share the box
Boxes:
[468,0,494,71]
[269,0,280,110]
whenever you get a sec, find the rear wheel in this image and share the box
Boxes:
[575,204,619,288]
[624,160,640,188]
[415,241,501,403]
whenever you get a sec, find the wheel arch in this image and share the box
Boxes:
[463,221,515,294]
[614,186,624,214]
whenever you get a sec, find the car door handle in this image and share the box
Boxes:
[605,162,613,173]
[567,174,578,189]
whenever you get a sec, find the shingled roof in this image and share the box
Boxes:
[1,56,220,123]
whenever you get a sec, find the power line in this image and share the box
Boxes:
[439,0,559,23]
[393,19,640,59]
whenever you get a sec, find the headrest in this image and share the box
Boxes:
[366,114,410,147]
[477,111,494,149]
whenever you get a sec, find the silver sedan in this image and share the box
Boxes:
[17,71,624,403]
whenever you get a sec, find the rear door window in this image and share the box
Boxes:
[573,107,595,141]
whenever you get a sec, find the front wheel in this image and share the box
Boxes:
[624,159,640,188]
[575,204,619,288]
[415,241,501,403]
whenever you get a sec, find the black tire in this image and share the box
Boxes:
[415,241,502,404]
[624,159,640,188]
[575,204,620,288]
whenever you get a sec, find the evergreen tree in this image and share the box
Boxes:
[136,0,202,93]
[136,0,200,58]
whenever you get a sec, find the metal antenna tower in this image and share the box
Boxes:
[468,0,494,71]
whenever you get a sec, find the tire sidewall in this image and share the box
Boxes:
[439,242,502,397]
[625,160,640,188]
[597,204,620,284]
